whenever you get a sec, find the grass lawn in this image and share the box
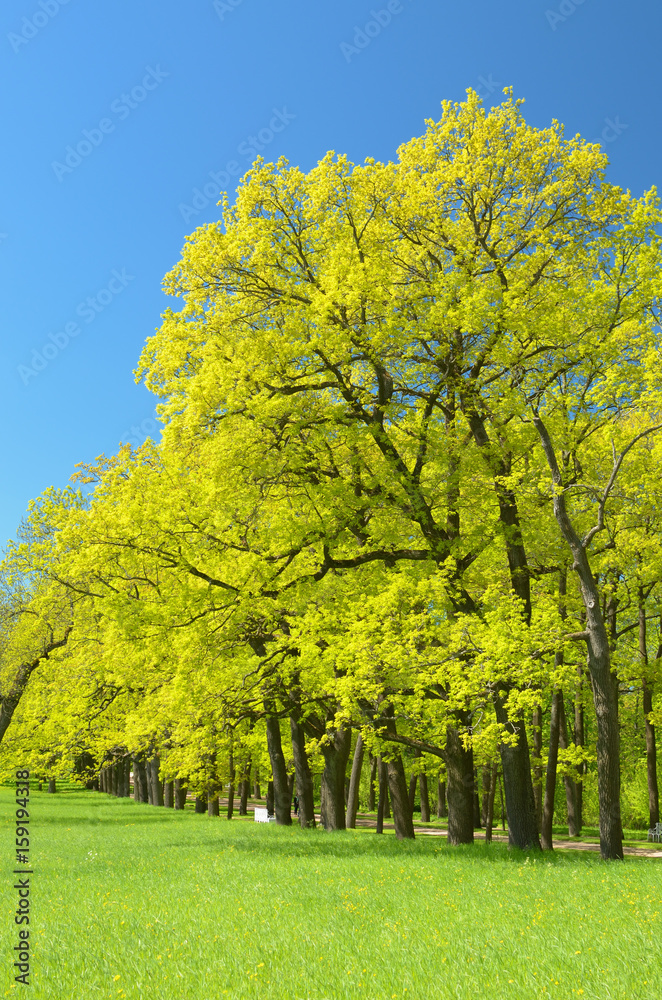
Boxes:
[1,788,661,1000]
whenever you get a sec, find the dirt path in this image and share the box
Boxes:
[350,815,662,858]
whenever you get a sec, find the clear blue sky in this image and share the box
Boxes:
[1,0,659,547]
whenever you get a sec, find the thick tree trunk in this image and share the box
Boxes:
[381,712,415,839]
[320,725,351,831]
[369,755,377,811]
[208,795,220,817]
[495,697,541,850]
[253,772,261,799]
[419,772,430,822]
[485,763,498,844]
[195,794,207,814]
[265,715,292,826]
[559,695,579,836]
[148,757,164,806]
[346,734,364,829]
[164,781,174,808]
[47,777,56,794]
[133,757,148,803]
[541,688,562,849]
[174,778,187,809]
[290,718,316,829]
[445,721,474,845]
[376,758,388,834]
[110,763,118,797]
[386,754,415,840]
[532,705,543,832]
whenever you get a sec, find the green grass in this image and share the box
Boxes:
[1,789,661,1000]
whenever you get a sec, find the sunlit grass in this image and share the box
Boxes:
[0,788,660,999]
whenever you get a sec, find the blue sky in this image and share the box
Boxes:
[1,0,659,547]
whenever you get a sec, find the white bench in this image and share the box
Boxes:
[647,822,662,842]
[254,807,276,823]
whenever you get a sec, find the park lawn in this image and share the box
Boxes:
[1,789,661,1000]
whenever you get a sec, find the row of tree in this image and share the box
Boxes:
[2,91,662,859]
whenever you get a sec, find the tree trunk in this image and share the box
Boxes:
[473,768,482,828]
[320,725,352,831]
[133,757,148,803]
[437,779,447,818]
[208,795,220,817]
[643,681,660,828]
[541,687,562,850]
[419,771,430,822]
[533,415,622,860]
[376,758,388,834]
[265,716,292,826]
[47,777,56,794]
[408,772,417,814]
[574,680,585,832]
[174,778,187,810]
[532,704,543,832]
[239,760,251,816]
[445,721,474,845]
[123,757,131,798]
[346,733,364,829]
[559,694,579,836]
[640,602,660,828]
[481,766,491,827]
[164,781,174,808]
[290,718,316,829]
[110,762,118,797]
[495,696,541,849]
[195,794,207,814]
[381,711,415,839]
[368,755,377,811]
[148,757,164,806]
[485,763,498,844]
[227,748,236,820]
[253,772,261,799]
